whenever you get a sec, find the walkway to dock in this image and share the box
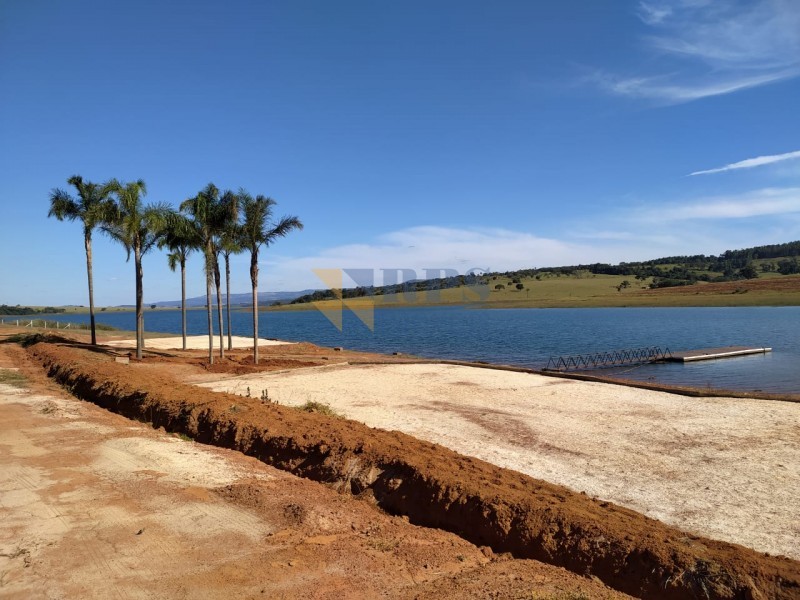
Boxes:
[666,346,772,362]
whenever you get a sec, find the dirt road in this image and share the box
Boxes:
[0,341,628,599]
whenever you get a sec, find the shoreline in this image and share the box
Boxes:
[191,346,800,561]
[439,358,800,404]
[4,323,797,400]
[266,296,800,311]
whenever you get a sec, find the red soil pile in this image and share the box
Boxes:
[29,341,800,600]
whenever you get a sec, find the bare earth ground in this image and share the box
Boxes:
[0,338,629,599]
[198,361,800,561]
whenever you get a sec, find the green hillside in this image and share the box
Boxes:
[273,240,800,310]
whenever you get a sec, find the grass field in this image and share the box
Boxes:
[15,273,800,315]
[268,273,800,311]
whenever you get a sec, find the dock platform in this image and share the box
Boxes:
[666,346,772,363]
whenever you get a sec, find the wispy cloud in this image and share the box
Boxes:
[637,2,673,25]
[637,187,800,221]
[242,214,800,292]
[596,0,800,103]
[259,226,620,290]
[592,69,795,102]
[690,150,800,175]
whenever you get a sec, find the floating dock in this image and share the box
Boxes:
[544,345,772,372]
[666,346,772,363]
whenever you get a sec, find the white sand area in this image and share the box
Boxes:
[197,362,800,560]
[106,335,294,350]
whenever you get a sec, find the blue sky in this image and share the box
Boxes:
[1,0,799,306]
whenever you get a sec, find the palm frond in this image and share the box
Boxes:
[141,202,173,254]
[47,189,80,221]
[243,196,303,247]
[167,251,181,272]
[159,210,201,253]
[266,215,304,244]
[100,222,133,261]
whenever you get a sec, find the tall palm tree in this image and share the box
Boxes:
[159,212,199,351]
[220,235,242,351]
[180,184,234,363]
[219,190,242,351]
[209,193,239,359]
[47,175,115,345]
[239,190,303,364]
[103,179,170,359]
[211,242,225,358]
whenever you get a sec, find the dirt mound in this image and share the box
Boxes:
[132,341,405,376]
[202,354,323,374]
[638,274,800,296]
[29,341,800,600]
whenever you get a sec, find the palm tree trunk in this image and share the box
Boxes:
[205,254,214,365]
[225,253,232,351]
[181,256,187,351]
[84,233,97,345]
[214,259,224,359]
[134,245,143,360]
[251,252,259,365]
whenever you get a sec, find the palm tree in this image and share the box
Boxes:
[209,194,239,359]
[211,241,225,358]
[180,184,234,363]
[47,175,115,345]
[239,190,303,364]
[159,212,199,351]
[219,191,242,351]
[102,179,170,359]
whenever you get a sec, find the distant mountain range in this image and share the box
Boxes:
[148,290,315,308]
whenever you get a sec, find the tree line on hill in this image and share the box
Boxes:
[0,305,66,316]
[285,240,800,303]
[287,272,485,304]
[48,176,302,363]
[485,240,800,289]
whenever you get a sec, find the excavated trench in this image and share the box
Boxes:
[29,341,800,600]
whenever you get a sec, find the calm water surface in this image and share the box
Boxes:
[36,306,799,394]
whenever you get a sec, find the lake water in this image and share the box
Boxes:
[35,306,799,394]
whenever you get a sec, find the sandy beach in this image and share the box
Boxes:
[105,335,294,350]
[197,359,800,560]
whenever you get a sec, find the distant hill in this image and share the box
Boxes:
[150,290,315,308]
[288,240,800,305]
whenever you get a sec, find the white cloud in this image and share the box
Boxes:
[690,149,800,175]
[644,0,800,69]
[593,69,796,102]
[261,226,621,290]
[636,187,800,221]
[255,195,800,292]
[637,2,672,25]
[249,212,800,292]
[599,0,800,102]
